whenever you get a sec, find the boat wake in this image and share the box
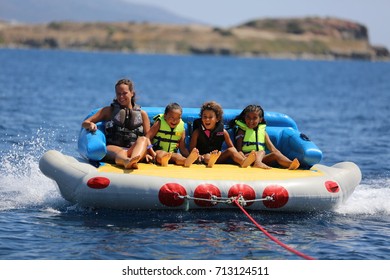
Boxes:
[336,178,390,215]
[0,129,70,211]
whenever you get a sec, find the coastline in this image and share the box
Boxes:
[1,18,389,61]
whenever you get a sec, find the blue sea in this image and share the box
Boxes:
[1,48,390,264]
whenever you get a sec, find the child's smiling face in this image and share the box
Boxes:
[164,109,182,129]
[245,111,261,129]
[201,109,219,130]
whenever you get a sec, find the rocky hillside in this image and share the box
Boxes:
[0,17,388,61]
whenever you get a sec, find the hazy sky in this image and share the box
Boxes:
[128,0,389,49]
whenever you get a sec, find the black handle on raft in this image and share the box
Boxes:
[300,133,310,141]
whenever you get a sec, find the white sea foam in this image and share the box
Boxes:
[0,131,67,211]
[0,159,63,211]
[336,178,390,215]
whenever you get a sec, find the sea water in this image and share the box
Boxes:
[0,49,390,261]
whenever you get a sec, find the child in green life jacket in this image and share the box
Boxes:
[146,103,199,167]
[233,104,300,170]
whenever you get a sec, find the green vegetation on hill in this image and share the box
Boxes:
[0,17,388,60]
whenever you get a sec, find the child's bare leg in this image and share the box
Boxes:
[223,147,240,164]
[170,153,185,166]
[263,151,300,169]
[223,147,254,168]
[207,150,221,168]
[241,150,256,168]
[288,158,300,170]
[272,150,300,169]
[184,148,199,167]
[157,151,172,167]
[253,151,271,169]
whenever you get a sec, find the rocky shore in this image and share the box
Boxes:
[1,17,388,61]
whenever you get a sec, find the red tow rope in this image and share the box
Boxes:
[233,196,316,260]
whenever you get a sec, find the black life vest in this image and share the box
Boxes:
[105,101,144,148]
[193,118,225,154]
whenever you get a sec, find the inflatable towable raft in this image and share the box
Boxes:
[39,107,362,212]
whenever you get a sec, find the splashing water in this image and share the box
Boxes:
[336,178,390,215]
[0,128,68,211]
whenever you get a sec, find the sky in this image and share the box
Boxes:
[128,0,389,49]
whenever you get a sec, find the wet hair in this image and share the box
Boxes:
[230,104,266,127]
[164,102,182,115]
[115,78,136,107]
[200,101,223,121]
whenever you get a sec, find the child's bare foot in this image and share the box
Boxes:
[184,148,199,167]
[253,162,272,169]
[241,151,256,168]
[131,162,139,169]
[124,155,141,169]
[207,150,221,168]
[288,158,300,170]
[160,152,172,167]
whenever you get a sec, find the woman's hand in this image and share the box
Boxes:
[84,121,97,132]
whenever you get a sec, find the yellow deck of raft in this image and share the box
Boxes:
[98,163,324,181]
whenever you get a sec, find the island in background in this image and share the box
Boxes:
[1,17,388,61]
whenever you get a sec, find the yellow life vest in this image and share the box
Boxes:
[152,114,185,153]
[235,120,266,153]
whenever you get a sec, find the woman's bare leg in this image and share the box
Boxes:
[106,145,139,169]
[125,136,148,169]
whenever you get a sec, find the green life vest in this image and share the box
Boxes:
[152,114,185,153]
[235,120,266,153]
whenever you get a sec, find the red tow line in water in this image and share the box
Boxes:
[232,196,316,260]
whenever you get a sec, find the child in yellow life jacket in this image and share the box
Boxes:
[189,101,256,168]
[233,104,300,170]
[146,103,199,167]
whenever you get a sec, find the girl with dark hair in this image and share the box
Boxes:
[234,104,300,169]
